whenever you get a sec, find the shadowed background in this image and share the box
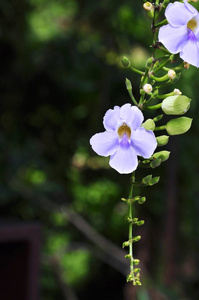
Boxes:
[0,0,199,299]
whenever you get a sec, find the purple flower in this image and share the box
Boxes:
[90,104,157,174]
[158,0,199,67]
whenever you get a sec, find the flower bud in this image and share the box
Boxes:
[138,197,146,204]
[143,2,153,11]
[142,118,155,131]
[153,151,170,162]
[150,158,161,168]
[121,56,130,68]
[133,259,140,265]
[168,69,176,80]
[173,88,182,95]
[184,61,190,69]
[156,135,169,146]
[162,95,191,115]
[166,117,193,135]
[133,236,141,242]
[143,83,152,94]
[143,1,154,18]
[125,78,132,90]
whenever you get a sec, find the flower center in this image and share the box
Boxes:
[118,123,131,139]
[187,18,198,33]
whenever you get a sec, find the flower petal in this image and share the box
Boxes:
[165,2,196,27]
[109,142,138,174]
[158,24,188,54]
[180,33,199,67]
[184,0,198,15]
[103,106,120,131]
[120,104,144,130]
[131,127,157,158]
[90,131,119,157]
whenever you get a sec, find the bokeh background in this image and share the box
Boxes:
[0,0,199,299]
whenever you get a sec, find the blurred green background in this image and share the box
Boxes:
[0,0,199,299]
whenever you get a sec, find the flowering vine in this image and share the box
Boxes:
[90,0,195,286]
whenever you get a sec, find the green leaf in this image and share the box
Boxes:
[156,135,169,146]
[161,95,191,115]
[166,117,193,135]
[142,119,155,131]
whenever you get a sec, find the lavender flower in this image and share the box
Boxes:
[158,0,199,67]
[90,104,157,174]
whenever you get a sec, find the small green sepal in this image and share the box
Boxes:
[153,114,163,122]
[166,117,193,135]
[162,95,191,115]
[142,119,156,131]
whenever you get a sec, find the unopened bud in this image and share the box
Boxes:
[133,259,140,265]
[121,56,130,68]
[168,69,176,80]
[143,2,153,11]
[143,83,152,94]
[173,88,182,95]
[184,61,190,69]
[133,236,141,242]
[138,197,146,204]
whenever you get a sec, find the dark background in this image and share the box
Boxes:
[0,0,199,299]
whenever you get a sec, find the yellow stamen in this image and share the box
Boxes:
[187,18,197,32]
[118,123,131,139]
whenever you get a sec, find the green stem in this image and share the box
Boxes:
[150,73,169,82]
[153,57,172,74]
[145,103,162,110]
[128,174,135,280]
[154,125,166,131]
[130,66,144,76]
[127,89,138,106]
[154,19,167,28]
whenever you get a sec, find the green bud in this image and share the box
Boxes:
[142,159,151,164]
[153,150,170,162]
[156,135,169,146]
[142,119,155,131]
[138,197,146,204]
[121,56,130,68]
[148,176,160,186]
[142,174,152,184]
[134,268,141,273]
[133,259,140,265]
[133,236,141,242]
[166,117,193,135]
[125,78,132,90]
[145,57,153,68]
[137,220,145,226]
[162,95,191,115]
[150,158,161,168]
[122,241,129,248]
[133,217,138,223]
[125,254,132,260]
[153,114,163,122]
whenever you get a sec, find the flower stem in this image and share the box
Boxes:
[128,183,134,274]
